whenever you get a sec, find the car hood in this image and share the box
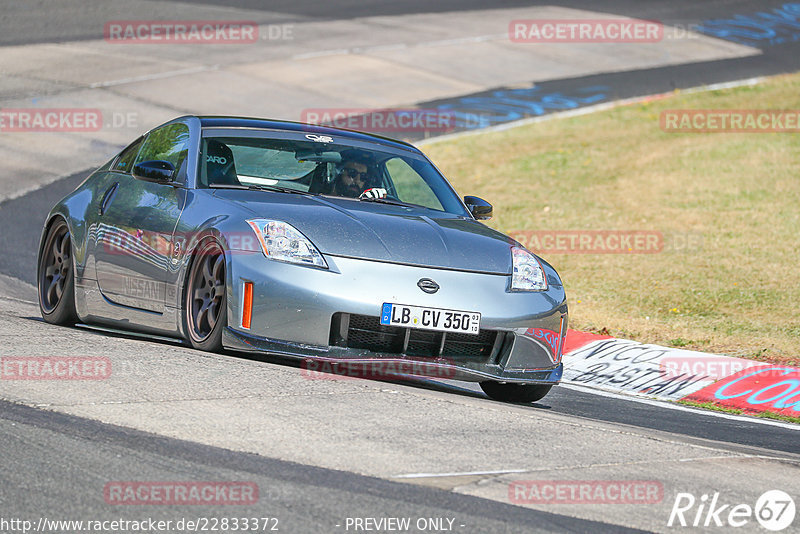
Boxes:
[215,191,514,274]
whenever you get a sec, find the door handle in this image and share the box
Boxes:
[98,183,119,216]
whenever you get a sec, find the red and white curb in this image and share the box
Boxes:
[561,330,800,420]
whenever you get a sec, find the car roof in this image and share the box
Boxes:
[195,115,420,153]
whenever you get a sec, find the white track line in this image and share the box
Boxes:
[391,454,785,480]
[393,468,530,479]
[88,65,218,89]
[560,383,800,430]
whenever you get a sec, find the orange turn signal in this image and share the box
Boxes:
[241,281,253,329]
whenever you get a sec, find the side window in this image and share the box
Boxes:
[134,123,190,180]
[113,137,143,173]
[385,157,444,211]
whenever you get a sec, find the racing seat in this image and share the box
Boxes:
[308,164,333,194]
[206,140,239,186]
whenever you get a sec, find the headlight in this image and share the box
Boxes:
[246,219,327,268]
[511,246,548,291]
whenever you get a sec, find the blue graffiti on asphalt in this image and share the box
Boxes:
[695,3,800,47]
[436,85,608,129]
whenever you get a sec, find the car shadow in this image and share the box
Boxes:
[20,316,552,409]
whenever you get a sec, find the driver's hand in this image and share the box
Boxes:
[359,188,388,200]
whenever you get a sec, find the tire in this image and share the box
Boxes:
[479,381,553,403]
[184,239,227,352]
[38,218,78,325]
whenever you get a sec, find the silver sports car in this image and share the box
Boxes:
[37,116,567,402]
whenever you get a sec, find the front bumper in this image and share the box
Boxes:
[223,252,567,384]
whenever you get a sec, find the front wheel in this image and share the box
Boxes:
[184,239,227,352]
[480,381,553,403]
[38,218,78,325]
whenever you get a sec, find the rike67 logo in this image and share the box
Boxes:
[668,490,795,531]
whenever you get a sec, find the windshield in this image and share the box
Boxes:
[199,134,468,215]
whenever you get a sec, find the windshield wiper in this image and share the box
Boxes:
[209,183,249,189]
[210,183,314,195]
[249,184,314,195]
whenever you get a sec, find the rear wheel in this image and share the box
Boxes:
[185,240,227,352]
[38,219,78,325]
[479,381,552,403]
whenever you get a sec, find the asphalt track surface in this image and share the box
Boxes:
[2,399,643,533]
[2,1,800,532]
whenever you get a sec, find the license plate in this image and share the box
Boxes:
[380,303,481,335]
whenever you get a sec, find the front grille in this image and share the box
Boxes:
[407,329,441,357]
[345,313,404,352]
[442,330,498,358]
[330,313,504,362]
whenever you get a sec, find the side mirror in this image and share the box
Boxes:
[133,160,175,182]
[464,195,493,220]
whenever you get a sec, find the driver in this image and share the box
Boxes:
[333,152,387,199]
